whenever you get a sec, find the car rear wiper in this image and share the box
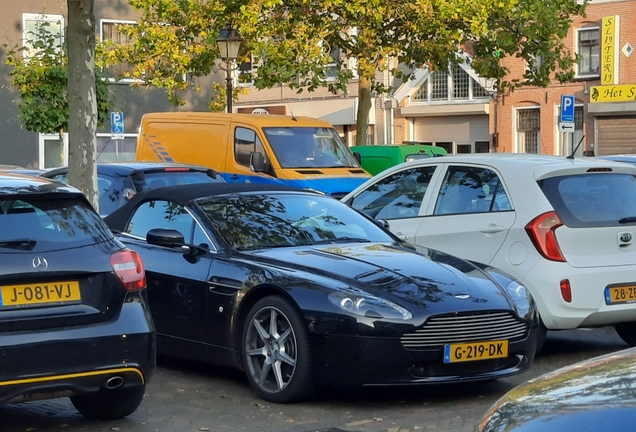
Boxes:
[619,216,636,224]
[311,237,372,245]
[0,239,37,250]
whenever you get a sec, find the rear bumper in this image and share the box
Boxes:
[0,366,146,404]
[521,260,636,330]
[0,297,156,404]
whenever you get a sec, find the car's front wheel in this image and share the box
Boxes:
[70,385,146,420]
[614,322,636,346]
[242,295,313,403]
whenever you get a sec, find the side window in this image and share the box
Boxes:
[126,200,197,242]
[434,166,511,215]
[350,167,436,220]
[234,127,268,168]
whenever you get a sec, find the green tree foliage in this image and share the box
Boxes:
[4,21,111,146]
[105,0,586,146]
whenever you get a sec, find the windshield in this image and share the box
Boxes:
[264,127,360,169]
[196,193,393,250]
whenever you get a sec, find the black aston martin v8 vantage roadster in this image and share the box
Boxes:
[104,183,538,403]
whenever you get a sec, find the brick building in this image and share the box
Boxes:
[493,0,636,156]
[392,0,636,156]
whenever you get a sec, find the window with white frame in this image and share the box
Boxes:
[577,28,600,76]
[517,108,541,154]
[430,70,449,101]
[325,45,341,81]
[22,13,64,60]
[412,67,490,102]
[101,20,137,81]
[453,66,470,100]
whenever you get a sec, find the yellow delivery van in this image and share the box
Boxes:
[136,112,371,198]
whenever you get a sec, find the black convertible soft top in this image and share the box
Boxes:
[104,182,315,232]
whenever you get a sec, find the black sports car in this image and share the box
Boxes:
[105,183,538,403]
[42,162,223,216]
[0,173,155,419]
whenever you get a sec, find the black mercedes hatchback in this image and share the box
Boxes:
[0,173,155,419]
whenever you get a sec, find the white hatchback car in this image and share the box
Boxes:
[343,153,636,348]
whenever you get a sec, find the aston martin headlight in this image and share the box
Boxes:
[505,281,534,319]
[328,291,412,320]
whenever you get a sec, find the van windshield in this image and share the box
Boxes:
[263,127,360,169]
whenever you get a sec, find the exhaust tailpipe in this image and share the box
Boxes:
[103,376,124,390]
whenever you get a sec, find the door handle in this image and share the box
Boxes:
[228,174,240,180]
[479,224,505,234]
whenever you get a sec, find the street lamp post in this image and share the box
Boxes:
[216,24,243,114]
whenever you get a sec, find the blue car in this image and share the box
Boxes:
[42,162,224,216]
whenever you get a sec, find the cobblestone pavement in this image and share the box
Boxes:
[1,327,627,432]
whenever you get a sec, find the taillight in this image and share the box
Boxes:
[110,249,146,291]
[525,211,566,262]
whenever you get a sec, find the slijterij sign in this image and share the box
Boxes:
[590,84,636,103]
[601,16,619,85]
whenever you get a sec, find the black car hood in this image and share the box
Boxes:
[479,346,636,432]
[243,242,512,314]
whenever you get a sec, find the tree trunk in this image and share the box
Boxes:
[67,0,99,212]
[58,129,65,165]
[355,76,372,147]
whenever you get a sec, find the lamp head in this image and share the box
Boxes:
[216,24,243,60]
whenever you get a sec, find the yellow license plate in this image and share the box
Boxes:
[443,340,508,363]
[605,285,636,304]
[0,281,81,307]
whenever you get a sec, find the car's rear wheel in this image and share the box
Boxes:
[614,322,636,346]
[242,296,313,403]
[70,385,146,420]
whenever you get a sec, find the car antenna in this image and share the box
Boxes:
[289,106,298,121]
[567,135,585,159]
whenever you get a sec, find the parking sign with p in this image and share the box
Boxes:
[110,111,125,134]
[560,95,575,123]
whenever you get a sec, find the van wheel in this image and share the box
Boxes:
[242,296,313,403]
[614,322,636,346]
[70,385,146,420]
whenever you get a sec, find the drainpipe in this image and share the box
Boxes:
[390,100,396,145]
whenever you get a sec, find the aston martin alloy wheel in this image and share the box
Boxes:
[242,296,313,403]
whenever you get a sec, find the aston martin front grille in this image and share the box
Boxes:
[401,312,528,349]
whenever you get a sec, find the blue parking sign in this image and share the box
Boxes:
[110,111,125,134]
[560,95,575,123]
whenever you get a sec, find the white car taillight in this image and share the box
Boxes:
[524,211,566,262]
[110,249,146,291]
